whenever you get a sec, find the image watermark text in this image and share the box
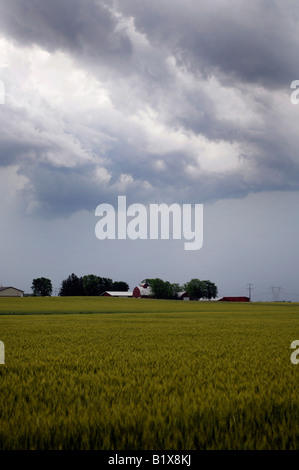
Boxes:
[0,341,4,365]
[95,196,203,250]
[290,80,299,104]
[290,340,299,364]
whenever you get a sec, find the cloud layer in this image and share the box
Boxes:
[1,0,299,217]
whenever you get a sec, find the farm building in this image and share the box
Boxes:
[132,283,153,298]
[177,291,190,300]
[0,286,24,297]
[218,296,250,302]
[101,291,132,297]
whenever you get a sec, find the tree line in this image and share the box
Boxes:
[31,274,129,297]
[31,275,218,300]
[143,278,218,300]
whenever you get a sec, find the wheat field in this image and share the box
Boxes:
[0,297,298,449]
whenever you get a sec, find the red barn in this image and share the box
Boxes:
[218,296,250,302]
[132,283,153,298]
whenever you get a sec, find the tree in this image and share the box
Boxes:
[97,277,113,295]
[59,273,84,296]
[111,281,129,292]
[184,279,218,300]
[148,278,168,299]
[145,278,182,300]
[201,280,218,300]
[82,274,101,296]
[59,274,126,296]
[81,275,114,296]
[184,279,204,300]
[31,277,53,297]
[169,283,182,298]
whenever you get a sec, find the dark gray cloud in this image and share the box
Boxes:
[19,163,103,216]
[0,0,299,218]
[0,0,132,70]
[117,0,299,88]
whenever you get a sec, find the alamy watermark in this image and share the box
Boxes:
[95,196,203,250]
[0,80,5,105]
[290,80,299,104]
[290,340,299,365]
[0,341,4,365]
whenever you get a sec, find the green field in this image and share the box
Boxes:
[0,297,298,450]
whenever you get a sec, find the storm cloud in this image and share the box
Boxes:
[1,0,299,299]
[0,0,299,214]
[0,0,299,216]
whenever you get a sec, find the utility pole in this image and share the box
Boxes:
[247,283,253,301]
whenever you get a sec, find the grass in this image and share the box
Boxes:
[0,295,298,315]
[0,297,298,450]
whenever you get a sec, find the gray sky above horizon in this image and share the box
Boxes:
[0,0,299,301]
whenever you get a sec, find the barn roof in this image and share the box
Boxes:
[101,291,132,297]
[0,286,24,293]
[138,286,152,296]
[218,296,250,301]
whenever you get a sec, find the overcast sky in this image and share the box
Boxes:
[0,0,299,301]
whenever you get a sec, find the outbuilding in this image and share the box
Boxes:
[0,286,24,297]
[100,291,132,297]
[177,291,190,300]
[218,296,250,302]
